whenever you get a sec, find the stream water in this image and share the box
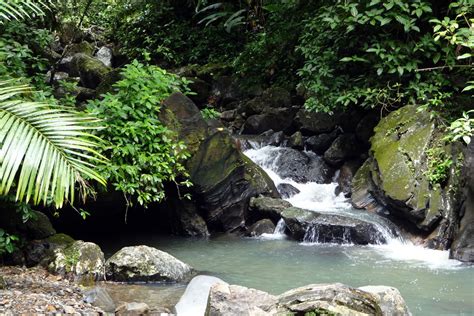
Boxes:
[98,145,474,315]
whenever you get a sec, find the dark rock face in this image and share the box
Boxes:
[295,109,340,134]
[352,105,463,250]
[335,160,363,198]
[246,219,275,237]
[160,92,280,233]
[281,207,387,244]
[305,130,339,155]
[187,131,279,231]
[265,147,334,183]
[356,112,380,144]
[450,142,474,262]
[188,77,211,106]
[0,207,56,241]
[277,183,300,199]
[241,108,294,135]
[323,134,361,166]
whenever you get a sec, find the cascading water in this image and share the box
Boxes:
[243,142,461,268]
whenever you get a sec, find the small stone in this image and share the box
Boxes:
[63,305,76,314]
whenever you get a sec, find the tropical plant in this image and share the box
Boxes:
[0,0,52,22]
[0,81,106,208]
[87,60,192,207]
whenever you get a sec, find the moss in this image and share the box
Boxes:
[67,42,94,56]
[46,233,75,246]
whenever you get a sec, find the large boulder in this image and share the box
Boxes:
[277,183,300,199]
[275,283,383,315]
[94,46,113,67]
[160,93,279,232]
[187,131,279,231]
[65,42,95,57]
[49,241,105,283]
[71,53,111,89]
[323,134,362,166]
[248,197,292,223]
[358,285,411,316]
[305,130,339,155]
[450,141,474,262]
[354,104,463,249]
[281,207,387,244]
[262,147,334,183]
[241,108,295,135]
[295,109,340,135]
[246,219,275,237]
[105,245,193,282]
[207,282,277,315]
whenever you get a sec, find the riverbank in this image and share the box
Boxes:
[0,266,102,314]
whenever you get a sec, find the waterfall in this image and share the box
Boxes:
[244,144,403,244]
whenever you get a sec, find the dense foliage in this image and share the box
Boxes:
[87,60,192,207]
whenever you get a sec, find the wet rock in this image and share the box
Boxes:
[187,131,279,232]
[71,53,111,89]
[281,207,387,244]
[305,130,339,155]
[174,275,226,316]
[169,199,210,238]
[25,233,75,267]
[105,245,193,282]
[212,76,242,107]
[295,109,340,135]
[359,285,411,316]
[335,160,363,198]
[249,197,292,223]
[277,183,300,199]
[275,283,382,315]
[268,131,286,147]
[268,147,335,183]
[207,282,277,315]
[49,241,105,283]
[65,42,95,57]
[188,77,211,105]
[94,46,113,67]
[450,141,474,262]
[241,108,294,135]
[288,131,304,150]
[324,134,361,166]
[246,219,276,237]
[84,287,115,312]
[115,302,149,315]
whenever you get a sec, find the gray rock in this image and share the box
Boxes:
[94,46,113,67]
[115,302,150,315]
[305,130,339,155]
[49,241,105,282]
[281,207,387,244]
[295,109,340,134]
[277,183,300,199]
[71,53,111,89]
[246,219,276,237]
[220,109,237,122]
[174,275,226,316]
[288,131,304,150]
[241,108,294,135]
[105,245,193,282]
[84,287,116,312]
[25,211,56,240]
[261,86,291,108]
[359,285,411,316]
[266,147,334,183]
[335,160,363,198]
[323,134,361,166]
[249,197,292,223]
[207,282,277,316]
[276,283,382,315]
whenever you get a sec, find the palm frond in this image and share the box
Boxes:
[0,0,52,22]
[0,80,106,208]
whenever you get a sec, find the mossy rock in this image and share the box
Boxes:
[65,42,95,57]
[46,233,75,246]
[71,53,111,89]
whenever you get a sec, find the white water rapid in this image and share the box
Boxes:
[244,144,462,269]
